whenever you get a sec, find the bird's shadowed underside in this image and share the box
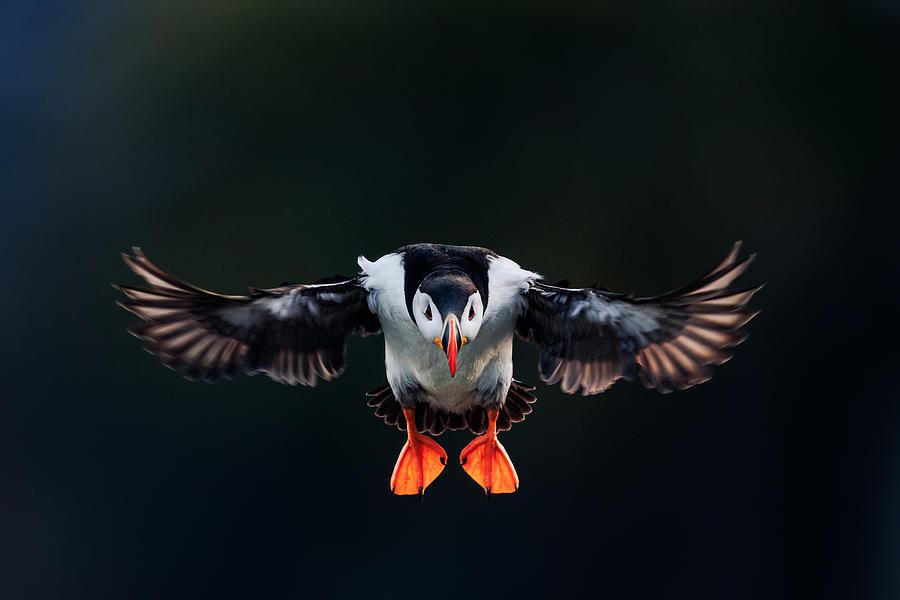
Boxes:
[366,380,537,435]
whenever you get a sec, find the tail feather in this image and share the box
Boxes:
[366,380,537,435]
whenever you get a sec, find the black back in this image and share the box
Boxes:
[397,243,494,320]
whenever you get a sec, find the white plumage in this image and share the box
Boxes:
[359,251,538,414]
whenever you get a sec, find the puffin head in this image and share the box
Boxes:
[411,270,485,377]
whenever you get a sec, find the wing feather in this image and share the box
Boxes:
[115,248,381,385]
[517,242,760,395]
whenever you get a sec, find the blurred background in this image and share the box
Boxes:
[2,1,898,598]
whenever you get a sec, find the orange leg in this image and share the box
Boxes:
[390,408,447,497]
[459,409,519,495]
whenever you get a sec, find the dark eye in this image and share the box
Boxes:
[468,306,476,320]
[424,305,432,320]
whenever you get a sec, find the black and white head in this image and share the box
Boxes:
[411,271,485,376]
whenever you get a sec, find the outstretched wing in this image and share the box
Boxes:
[115,248,381,385]
[516,242,761,395]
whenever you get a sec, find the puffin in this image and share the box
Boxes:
[115,242,760,496]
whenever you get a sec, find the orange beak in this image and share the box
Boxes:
[438,314,462,377]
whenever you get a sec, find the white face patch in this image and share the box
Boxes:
[412,289,443,341]
[411,289,485,344]
[459,292,484,341]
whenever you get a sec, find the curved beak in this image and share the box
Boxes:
[437,314,462,377]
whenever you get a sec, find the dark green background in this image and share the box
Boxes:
[3,2,898,598]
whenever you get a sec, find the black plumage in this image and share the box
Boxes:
[398,243,493,319]
[516,242,761,395]
[365,381,537,435]
[115,248,380,385]
[419,271,477,323]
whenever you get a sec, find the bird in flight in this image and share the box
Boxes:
[115,242,759,497]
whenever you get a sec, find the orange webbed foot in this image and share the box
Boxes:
[390,408,447,496]
[459,409,519,495]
